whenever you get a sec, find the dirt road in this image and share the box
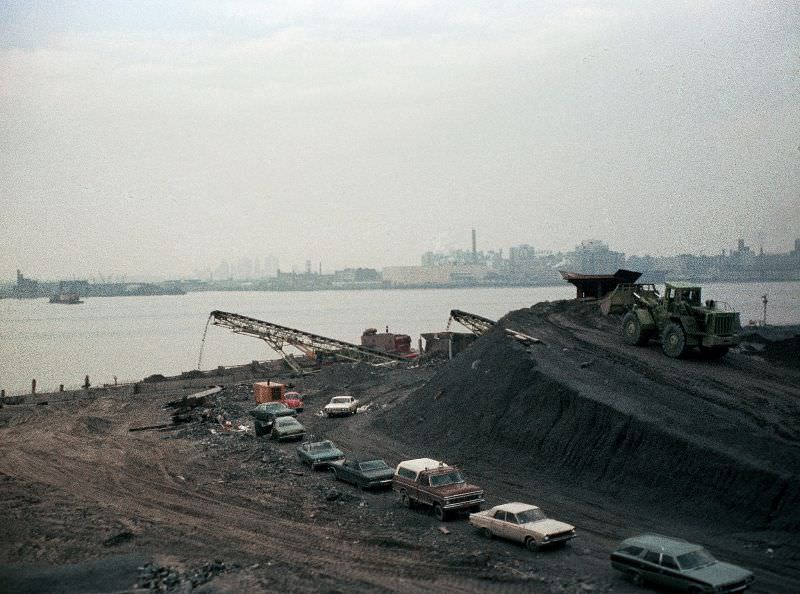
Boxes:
[1,300,797,592]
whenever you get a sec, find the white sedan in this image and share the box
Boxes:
[323,395,359,417]
[469,502,576,551]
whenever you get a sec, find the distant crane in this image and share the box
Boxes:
[447,309,496,335]
[198,310,407,373]
[447,309,541,346]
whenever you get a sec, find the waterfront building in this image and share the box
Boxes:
[566,240,625,275]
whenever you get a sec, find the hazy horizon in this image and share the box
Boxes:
[2,1,798,280]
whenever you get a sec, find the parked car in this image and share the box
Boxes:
[250,402,297,436]
[469,502,576,551]
[270,416,306,441]
[610,534,755,592]
[323,396,359,417]
[329,458,394,489]
[283,391,304,412]
[392,458,484,521]
[296,440,345,469]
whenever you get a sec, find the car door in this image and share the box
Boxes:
[343,461,358,485]
[493,511,512,539]
[642,550,664,586]
[659,554,685,590]
[416,474,434,506]
[506,513,526,543]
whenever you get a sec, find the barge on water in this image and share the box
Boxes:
[49,292,83,304]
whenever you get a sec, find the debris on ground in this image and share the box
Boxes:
[136,561,238,592]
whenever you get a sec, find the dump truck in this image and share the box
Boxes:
[604,282,740,358]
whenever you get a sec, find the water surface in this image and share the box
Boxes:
[1,282,797,395]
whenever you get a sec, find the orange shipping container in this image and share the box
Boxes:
[254,381,286,404]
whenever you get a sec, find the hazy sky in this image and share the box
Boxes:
[1,1,798,280]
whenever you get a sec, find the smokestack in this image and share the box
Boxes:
[471,228,477,257]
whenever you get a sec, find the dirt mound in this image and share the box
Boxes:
[740,326,800,370]
[378,300,800,532]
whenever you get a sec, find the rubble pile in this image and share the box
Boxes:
[173,384,255,439]
[136,561,239,592]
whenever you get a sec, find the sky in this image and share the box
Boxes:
[1,0,798,280]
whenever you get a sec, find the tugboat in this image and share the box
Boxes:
[49,292,83,304]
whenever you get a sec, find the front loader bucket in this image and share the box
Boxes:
[600,287,634,316]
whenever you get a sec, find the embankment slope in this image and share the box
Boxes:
[380,300,800,531]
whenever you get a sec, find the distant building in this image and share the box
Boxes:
[14,269,39,298]
[509,244,536,265]
[58,279,90,296]
[332,268,381,287]
[214,260,230,280]
[383,264,490,287]
[566,240,625,275]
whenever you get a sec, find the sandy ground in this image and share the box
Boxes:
[1,301,797,593]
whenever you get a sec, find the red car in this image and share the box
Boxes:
[283,391,304,412]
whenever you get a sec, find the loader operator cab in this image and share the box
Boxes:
[665,284,702,313]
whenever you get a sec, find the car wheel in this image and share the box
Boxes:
[330,467,339,481]
[400,491,413,509]
[687,588,702,594]
[433,503,446,521]
[525,537,538,552]
[480,528,493,539]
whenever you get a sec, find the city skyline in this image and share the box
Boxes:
[5,233,799,284]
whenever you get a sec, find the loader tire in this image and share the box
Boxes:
[662,322,689,358]
[622,311,650,346]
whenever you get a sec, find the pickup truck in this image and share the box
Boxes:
[392,458,484,521]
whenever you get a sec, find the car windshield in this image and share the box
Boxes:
[275,418,294,426]
[677,549,716,570]
[516,508,547,523]
[332,397,350,404]
[429,471,464,487]
[308,441,333,452]
[359,460,388,471]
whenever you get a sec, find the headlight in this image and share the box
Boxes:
[543,536,550,542]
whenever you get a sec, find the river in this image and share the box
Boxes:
[1,281,798,395]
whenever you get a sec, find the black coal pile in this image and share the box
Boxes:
[740,325,800,370]
[136,560,238,592]
[377,300,800,532]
